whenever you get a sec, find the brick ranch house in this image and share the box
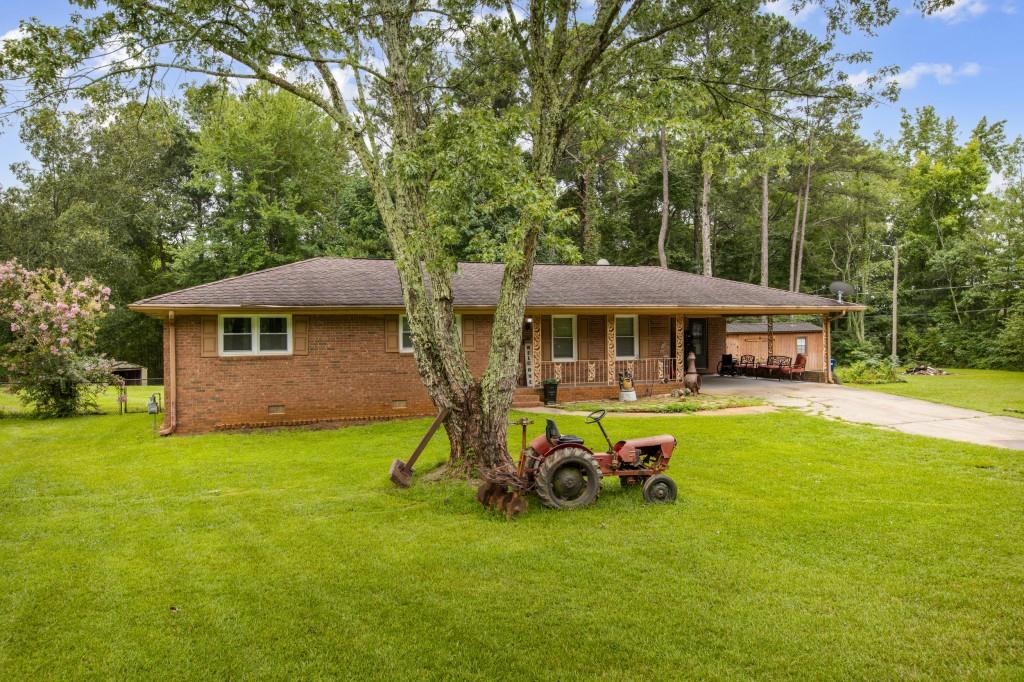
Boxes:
[130,258,861,434]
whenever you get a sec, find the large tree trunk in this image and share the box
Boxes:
[788,184,803,291]
[658,128,670,268]
[328,0,638,479]
[794,165,812,292]
[580,169,600,264]
[760,172,769,287]
[700,171,713,276]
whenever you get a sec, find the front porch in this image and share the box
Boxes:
[512,310,836,406]
[514,312,726,404]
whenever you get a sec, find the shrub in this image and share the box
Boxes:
[0,260,117,416]
[993,305,1024,369]
[835,358,905,385]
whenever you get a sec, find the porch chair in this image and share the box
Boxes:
[779,353,806,381]
[717,354,738,377]
[769,356,792,381]
[754,355,780,379]
[737,354,756,376]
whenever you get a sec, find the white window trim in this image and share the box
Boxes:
[399,314,414,353]
[551,314,577,362]
[796,336,808,355]
[400,314,462,354]
[615,314,639,360]
[218,314,292,357]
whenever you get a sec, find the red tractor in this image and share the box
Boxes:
[518,410,678,509]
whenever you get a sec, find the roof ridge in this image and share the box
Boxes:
[135,257,329,304]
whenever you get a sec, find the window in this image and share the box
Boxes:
[399,314,461,353]
[219,315,291,355]
[260,317,289,351]
[399,315,414,353]
[796,336,808,355]
[687,318,707,369]
[551,315,577,361]
[615,315,638,359]
[222,317,253,353]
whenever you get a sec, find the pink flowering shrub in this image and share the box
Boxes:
[0,260,117,416]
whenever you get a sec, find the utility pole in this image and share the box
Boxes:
[884,244,899,362]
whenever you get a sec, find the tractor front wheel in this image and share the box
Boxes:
[642,474,677,504]
[535,448,602,509]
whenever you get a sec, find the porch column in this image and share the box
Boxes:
[606,315,615,385]
[674,314,686,381]
[531,316,542,388]
[821,313,832,383]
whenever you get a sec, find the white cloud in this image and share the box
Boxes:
[929,0,988,23]
[846,69,871,89]
[893,62,981,89]
[986,171,1008,194]
[762,0,819,24]
[0,27,25,45]
[959,61,981,76]
[1002,1,1017,13]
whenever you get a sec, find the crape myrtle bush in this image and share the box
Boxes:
[0,260,117,416]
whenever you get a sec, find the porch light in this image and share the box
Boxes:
[526,317,533,324]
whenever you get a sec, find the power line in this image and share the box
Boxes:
[809,279,1024,297]
[863,306,1011,318]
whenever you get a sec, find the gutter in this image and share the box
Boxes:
[159,311,177,436]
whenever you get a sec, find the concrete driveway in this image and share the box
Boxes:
[703,376,1024,450]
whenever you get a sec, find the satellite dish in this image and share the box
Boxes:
[829,281,856,303]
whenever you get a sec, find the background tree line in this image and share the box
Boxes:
[0,3,1020,384]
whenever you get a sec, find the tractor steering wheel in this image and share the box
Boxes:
[584,409,606,424]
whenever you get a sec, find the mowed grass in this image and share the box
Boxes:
[0,385,163,417]
[852,368,1024,417]
[1,408,1023,679]
[562,393,764,413]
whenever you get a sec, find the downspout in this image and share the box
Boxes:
[159,311,177,436]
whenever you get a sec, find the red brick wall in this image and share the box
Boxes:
[167,314,493,434]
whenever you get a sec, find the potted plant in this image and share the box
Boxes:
[542,377,559,405]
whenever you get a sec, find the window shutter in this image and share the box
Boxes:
[293,316,309,355]
[385,316,399,352]
[463,317,475,351]
[201,317,218,357]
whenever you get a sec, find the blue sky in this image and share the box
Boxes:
[0,0,1022,188]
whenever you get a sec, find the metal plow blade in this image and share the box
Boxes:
[476,480,528,519]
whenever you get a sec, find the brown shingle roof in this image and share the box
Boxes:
[130,257,859,311]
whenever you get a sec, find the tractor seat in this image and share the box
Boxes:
[545,419,584,446]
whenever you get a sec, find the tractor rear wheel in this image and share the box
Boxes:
[535,447,602,509]
[642,474,677,504]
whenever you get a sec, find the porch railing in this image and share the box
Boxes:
[530,357,676,386]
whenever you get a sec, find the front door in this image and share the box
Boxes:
[686,318,707,370]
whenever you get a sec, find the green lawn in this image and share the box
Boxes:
[851,368,1024,417]
[1,408,1023,678]
[0,385,164,417]
[561,393,764,413]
